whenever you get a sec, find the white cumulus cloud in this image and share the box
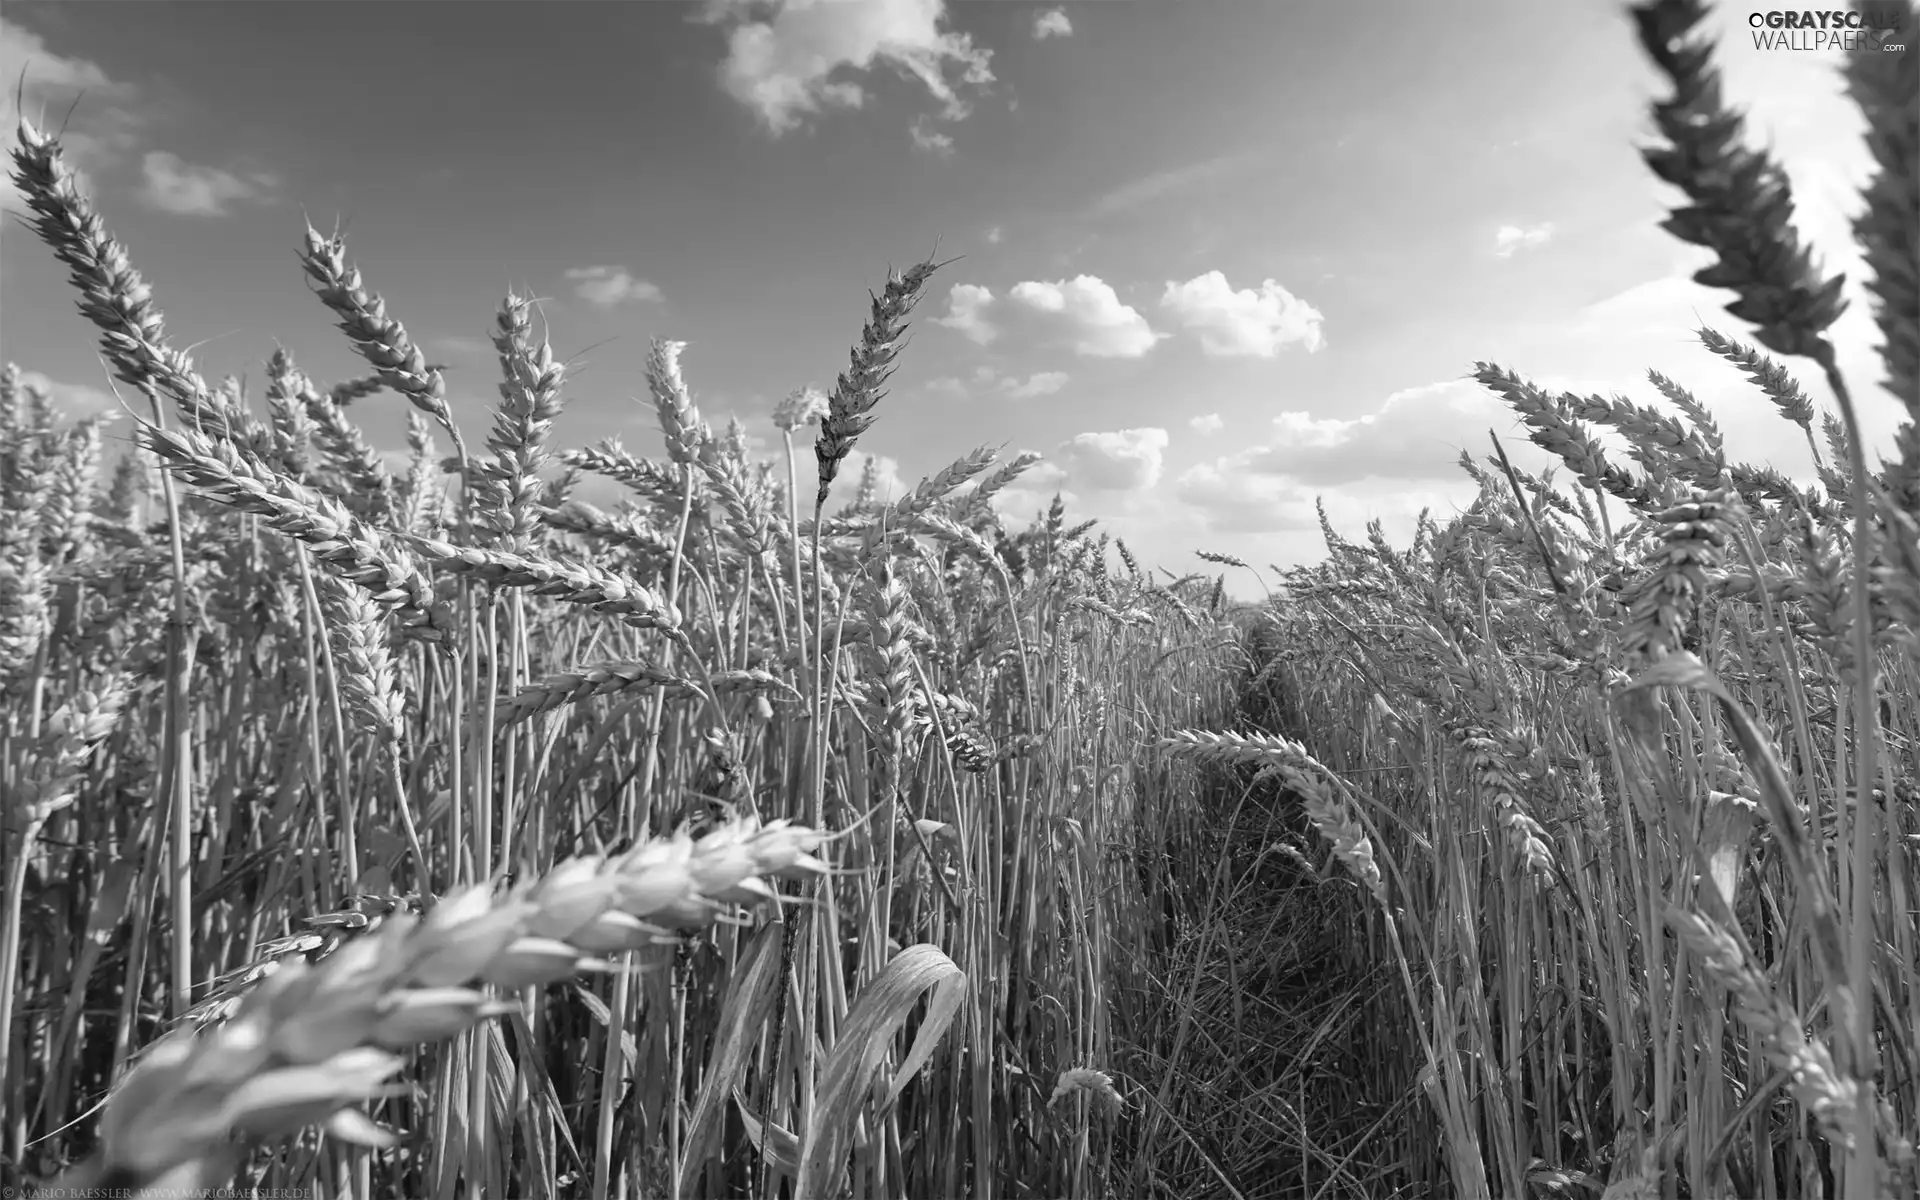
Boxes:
[565,266,665,308]
[1161,271,1325,356]
[703,0,994,135]
[1494,222,1555,258]
[1053,427,1169,491]
[939,277,1160,358]
[934,283,1000,344]
[1189,413,1224,434]
[1032,9,1073,39]
[1008,276,1162,358]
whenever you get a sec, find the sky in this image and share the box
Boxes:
[1,0,1910,594]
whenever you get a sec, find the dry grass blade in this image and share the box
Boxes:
[677,923,784,1194]
[793,943,967,1200]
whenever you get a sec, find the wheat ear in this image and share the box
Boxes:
[57,816,828,1192]
[813,257,951,508]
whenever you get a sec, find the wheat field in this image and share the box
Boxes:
[2,1,1916,1197]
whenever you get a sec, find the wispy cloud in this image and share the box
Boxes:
[1493,222,1555,258]
[139,151,278,216]
[1089,152,1255,219]
[429,335,494,357]
[1,16,140,205]
[1,16,124,100]
[910,115,955,155]
[925,365,1069,400]
[1180,378,1572,495]
[565,266,665,308]
[13,369,124,420]
[1189,413,1223,434]
[1005,370,1069,399]
[8,21,271,222]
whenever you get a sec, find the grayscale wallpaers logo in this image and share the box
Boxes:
[1748,6,1911,51]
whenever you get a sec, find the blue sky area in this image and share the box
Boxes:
[2,1,1908,588]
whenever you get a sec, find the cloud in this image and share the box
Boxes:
[1242,380,1519,486]
[1089,152,1256,219]
[1175,462,1318,533]
[821,448,906,505]
[938,278,1159,357]
[1014,458,1068,490]
[1172,378,1562,497]
[1189,413,1223,434]
[1008,276,1162,358]
[934,283,1000,344]
[1005,370,1068,399]
[1188,375,1641,494]
[1494,222,1555,258]
[14,369,124,420]
[923,373,974,399]
[715,412,773,461]
[909,115,954,155]
[565,266,665,308]
[981,451,1069,520]
[378,448,415,478]
[1032,9,1073,39]
[1572,267,1709,337]
[137,151,278,216]
[1161,271,1326,356]
[924,365,1068,400]
[1,17,123,100]
[0,17,140,205]
[1177,468,1461,539]
[991,483,1074,524]
[703,0,994,136]
[984,225,1003,245]
[1555,13,1904,461]
[1053,428,1168,491]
